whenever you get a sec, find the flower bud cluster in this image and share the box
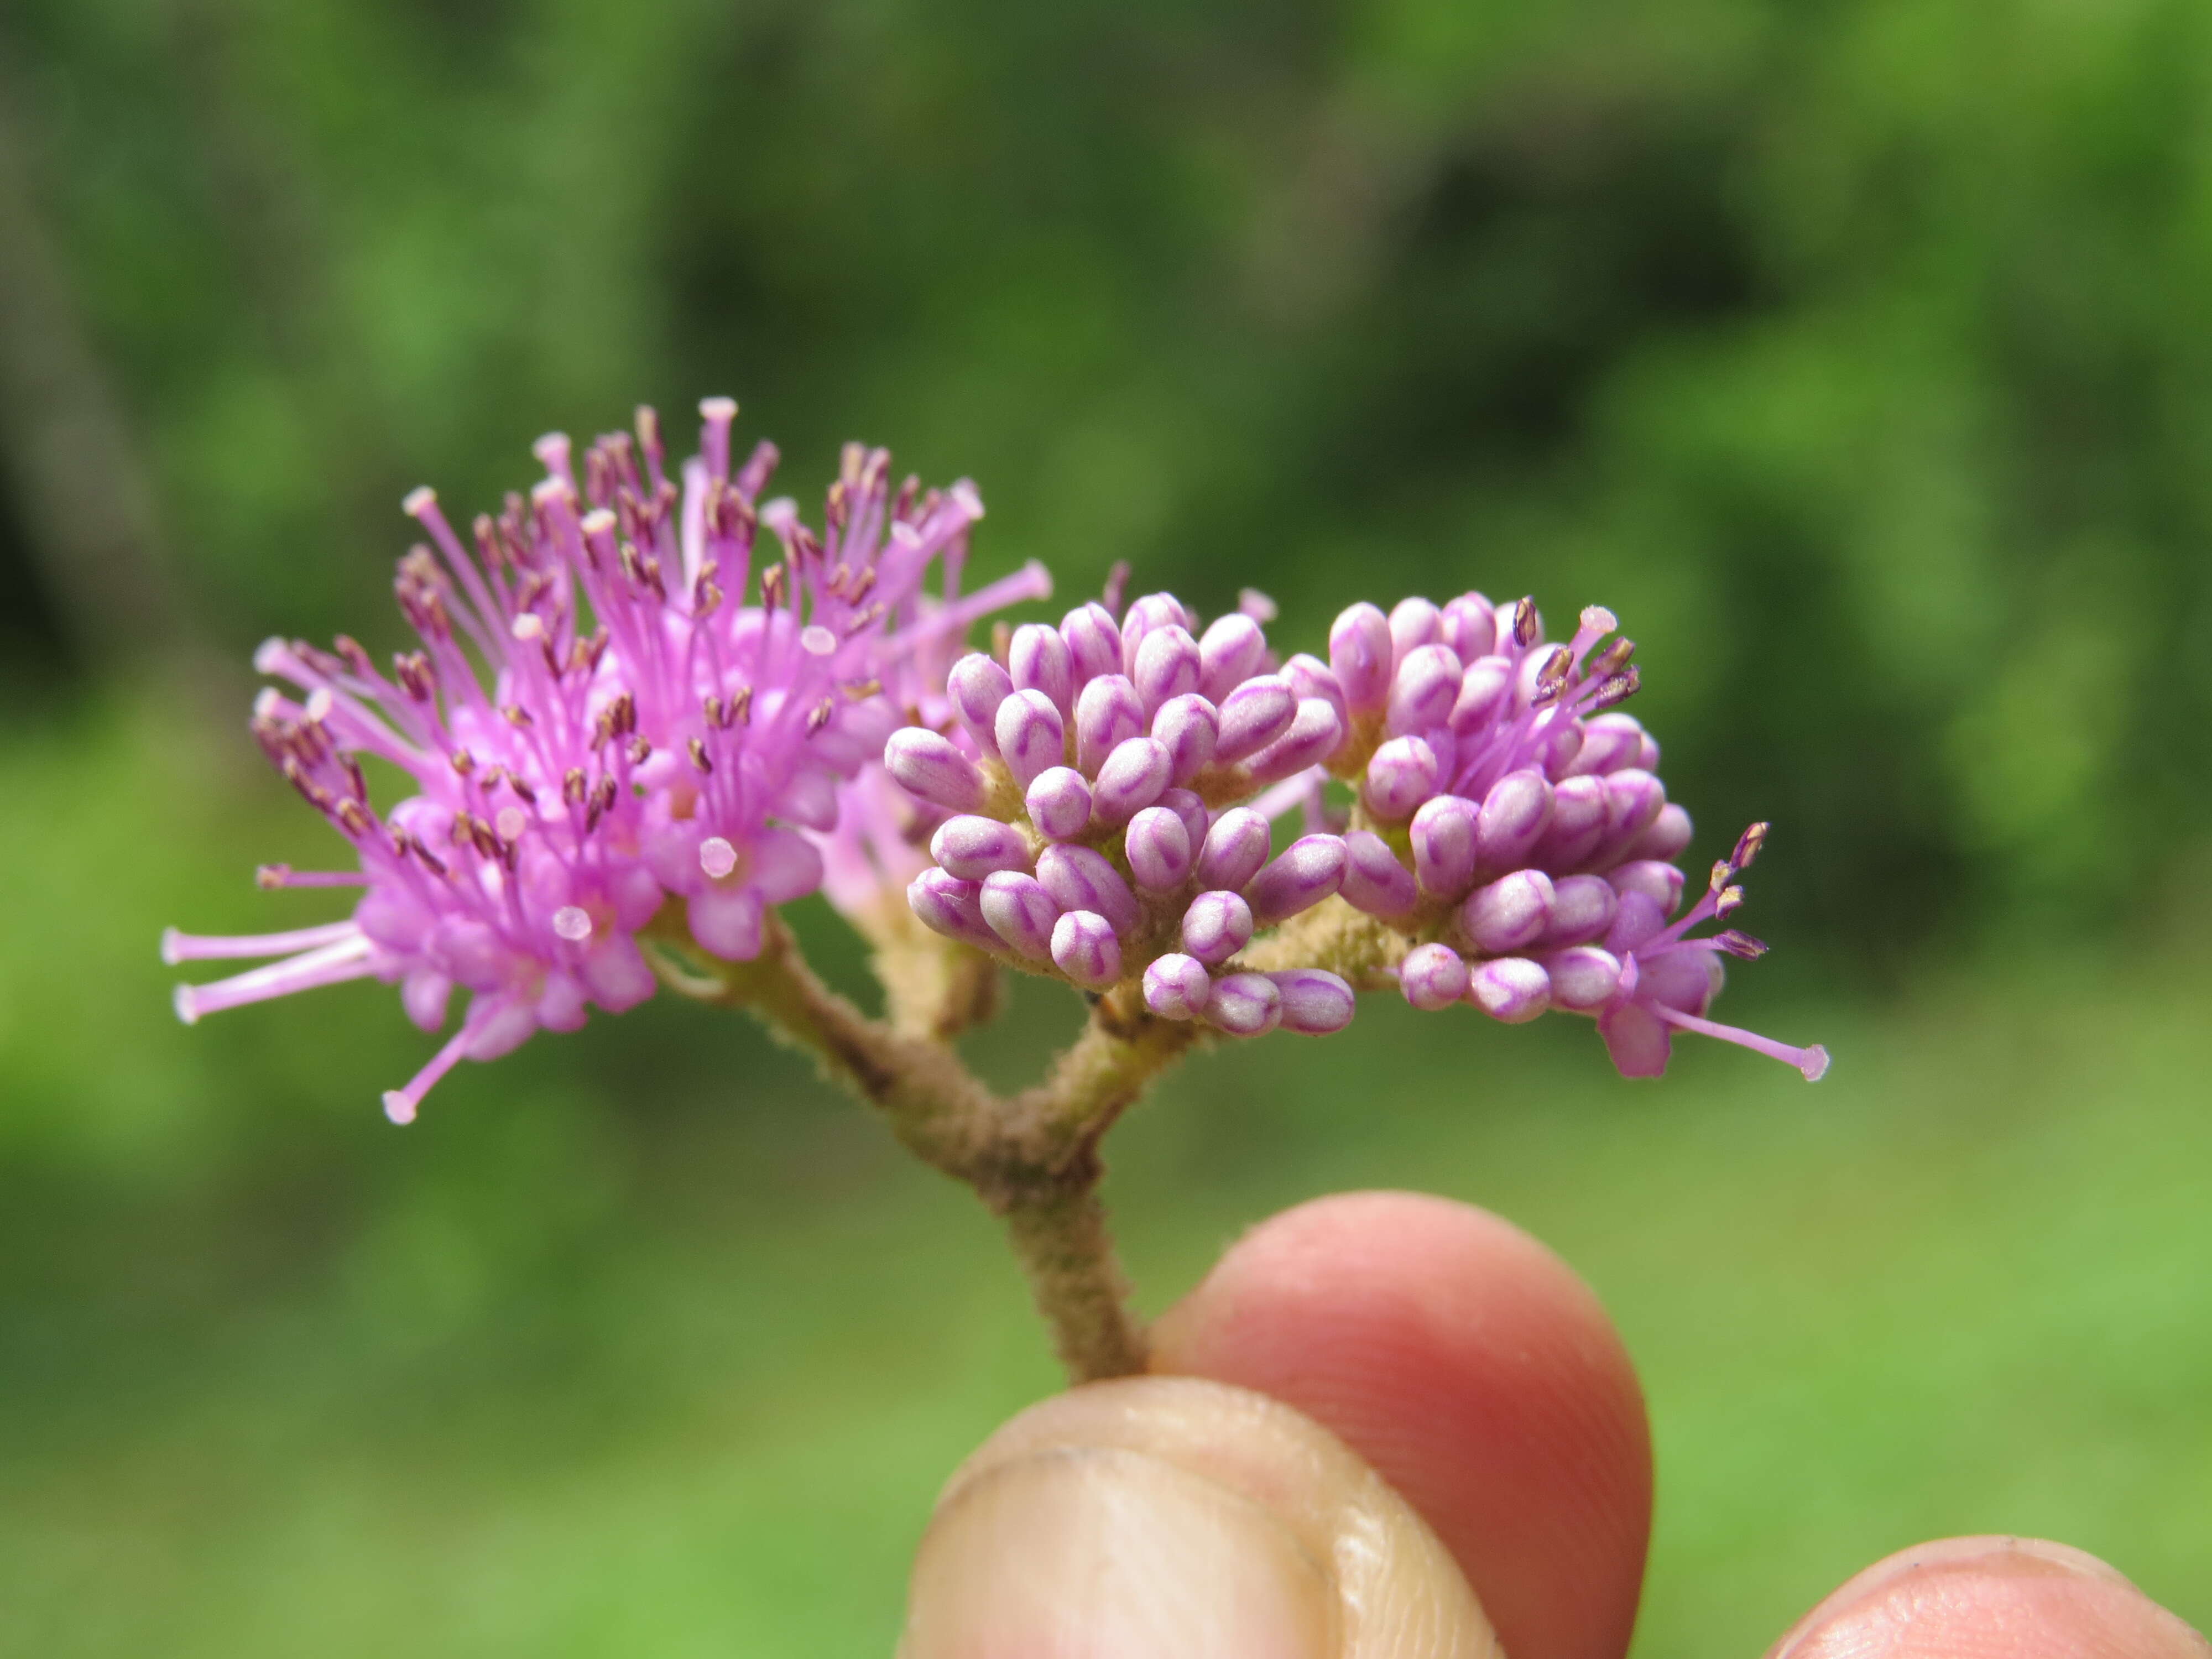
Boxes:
[889,587,1825,1080]
[168,400,1046,1118]
[887,594,1359,1039]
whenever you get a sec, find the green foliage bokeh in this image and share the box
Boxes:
[3,0,2210,1651]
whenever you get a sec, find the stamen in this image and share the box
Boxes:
[172,936,378,1024]
[163,921,361,964]
[255,865,368,890]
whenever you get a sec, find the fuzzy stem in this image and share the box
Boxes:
[999,1162,1148,1381]
[645,912,1188,1382]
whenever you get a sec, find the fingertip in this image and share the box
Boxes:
[1770,1536,2210,1658]
[904,1375,1498,1658]
[1152,1191,1651,1659]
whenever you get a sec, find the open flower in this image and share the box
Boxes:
[168,399,1041,1119]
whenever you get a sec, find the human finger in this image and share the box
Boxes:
[899,1373,1500,1657]
[1767,1535,2209,1658]
[1150,1191,1651,1659]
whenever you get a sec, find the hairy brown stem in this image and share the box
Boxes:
[644,912,1193,1382]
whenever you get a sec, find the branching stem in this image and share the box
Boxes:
[644,912,1194,1383]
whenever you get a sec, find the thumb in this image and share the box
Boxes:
[898,1374,1501,1659]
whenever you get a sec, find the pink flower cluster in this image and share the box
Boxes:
[886,587,1827,1079]
[166,400,1046,1120]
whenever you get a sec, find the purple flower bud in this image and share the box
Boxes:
[1213,675,1298,764]
[1608,859,1684,916]
[1462,868,1557,954]
[1440,593,1497,662]
[1329,602,1394,718]
[1272,969,1355,1035]
[1061,601,1123,685]
[1196,807,1273,891]
[1469,956,1550,1024]
[1399,942,1469,1011]
[1009,622,1074,718]
[1051,909,1123,989]
[1387,643,1464,736]
[1475,770,1553,874]
[1152,693,1218,783]
[1092,735,1172,825]
[1156,787,1211,856]
[1075,674,1145,774]
[1450,657,1515,735]
[1204,971,1282,1036]
[1181,889,1254,964]
[1625,802,1693,863]
[1363,735,1439,821]
[980,870,1060,961]
[994,688,1066,789]
[886,728,988,814]
[907,868,995,948]
[1597,769,1666,861]
[1199,613,1268,701]
[1541,873,1620,946]
[947,653,1013,759]
[1125,806,1194,890]
[1561,712,1644,778]
[1282,653,1347,724]
[1144,953,1213,1020]
[929,815,1032,880]
[1134,624,1202,719]
[1339,830,1419,920]
[1541,945,1621,1010]
[1603,889,1668,956]
[1035,843,1140,936]
[1389,597,1444,661]
[1246,698,1347,782]
[1026,766,1093,842]
[1120,593,1191,675]
[1245,833,1347,926]
[1531,775,1607,870]
[1540,718,1584,776]
[1410,793,1479,901]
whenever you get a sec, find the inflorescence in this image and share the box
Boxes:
[885,589,1829,1081]
[168,397,1824,1123]
[165,399,1046,1120]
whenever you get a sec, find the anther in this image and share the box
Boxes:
[1513,596,1538,649]
[688,737,712,773]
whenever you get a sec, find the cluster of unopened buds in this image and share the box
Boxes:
[166,395,1824,1134]
[885,588,1828,1081]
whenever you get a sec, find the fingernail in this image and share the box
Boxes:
[901,1444,1333,1659]
[1770,1536,2142,1659]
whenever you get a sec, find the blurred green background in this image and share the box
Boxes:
[2,0,2208,1650]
